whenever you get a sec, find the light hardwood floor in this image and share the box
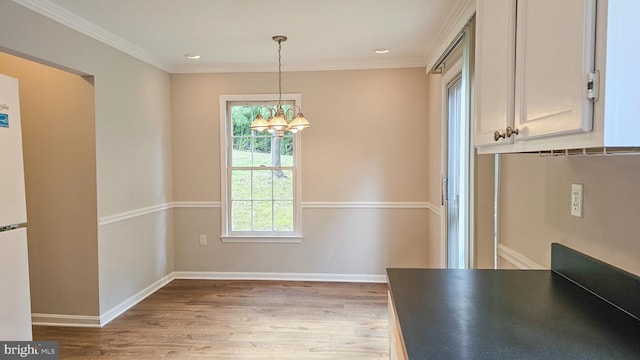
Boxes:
[33,280,390,359]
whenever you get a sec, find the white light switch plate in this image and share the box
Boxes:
[571,184,583,218]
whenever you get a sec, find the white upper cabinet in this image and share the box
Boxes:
[514,0,596,140]
[474,0,516,147]
[475,0,639,154]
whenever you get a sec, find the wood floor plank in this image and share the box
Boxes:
[33,280,389,359]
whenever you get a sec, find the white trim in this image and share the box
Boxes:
[31,271,386,328]
[219,94,303,238]
[171,62,428,74]
[425,0,476,73]
[98,202,221,226]
[98,203,172,226]
[219,95,230,235]
[221,236,302,244]
[497,243,546,270]
[172,271,387,283]
[11,0,171,72]
[440,59,466,269]
[172,201,221,208]
[99,274,173,326]
[426,202,441,215]
[302,202,433,209]
[33,274,173,327]
[96,201,434,227]
[31,313,101,328]
[11,0,470,74]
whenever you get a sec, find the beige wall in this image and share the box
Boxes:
[499,257,518,269]
[0,52,99,316]
[171,69,429,202]
[171,69,430,275]
[174,208,428,274]
[475,153,495,269]
[0,2,173,317]
[499,154,640,276]
[98,210,173,312]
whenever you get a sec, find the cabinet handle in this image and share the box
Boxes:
[494,127,519,141]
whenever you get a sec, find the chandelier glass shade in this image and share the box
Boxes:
[250,35,311,137]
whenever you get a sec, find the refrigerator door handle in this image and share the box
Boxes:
[0,224,21,232]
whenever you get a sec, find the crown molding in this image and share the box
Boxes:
[170,61,429,74]
[11,0,171,72]
[11,0,464,74]
[424,0,475,73]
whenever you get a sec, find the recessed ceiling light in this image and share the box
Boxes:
[374,48,390,54]
[184,54,201,60]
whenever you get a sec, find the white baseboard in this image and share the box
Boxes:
[33,274,174,328]
[172,271,387,283]
[98,273,174,326]
[32,271,386,328]
[497,243,546,270]
[31,313,101,328]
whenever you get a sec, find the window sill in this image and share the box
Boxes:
[220,235,303,244]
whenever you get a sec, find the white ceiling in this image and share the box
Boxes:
[16,0,466,73]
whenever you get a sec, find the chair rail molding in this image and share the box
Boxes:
[98,202,222,226]
[498,243,546,270]
[301,201,434,209]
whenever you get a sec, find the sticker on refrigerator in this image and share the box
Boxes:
[0,113,8,128]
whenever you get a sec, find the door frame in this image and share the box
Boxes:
[439,23,475,268]
[440,59,463,268]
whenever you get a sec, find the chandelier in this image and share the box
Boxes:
[250,35,311,137]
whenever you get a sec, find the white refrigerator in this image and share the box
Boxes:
[0,73,33,340]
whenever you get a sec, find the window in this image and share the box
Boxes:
[219,94,302,242]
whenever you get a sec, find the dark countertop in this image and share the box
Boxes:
[387,268,640,360]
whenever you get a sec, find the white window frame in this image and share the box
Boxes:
[219,94,303,243]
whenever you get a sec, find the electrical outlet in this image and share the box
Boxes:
[199,234,207,246]
[571,184,583,218]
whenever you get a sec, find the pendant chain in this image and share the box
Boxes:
[278,40,282,108]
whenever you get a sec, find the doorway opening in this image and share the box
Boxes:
[436,20,475,270]
[445,73,468,269]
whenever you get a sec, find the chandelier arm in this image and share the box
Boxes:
[255,105,276,118]
[284,105,300,120]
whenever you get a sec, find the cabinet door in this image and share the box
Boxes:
[474,0,516,147]
[514,0,596,140]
